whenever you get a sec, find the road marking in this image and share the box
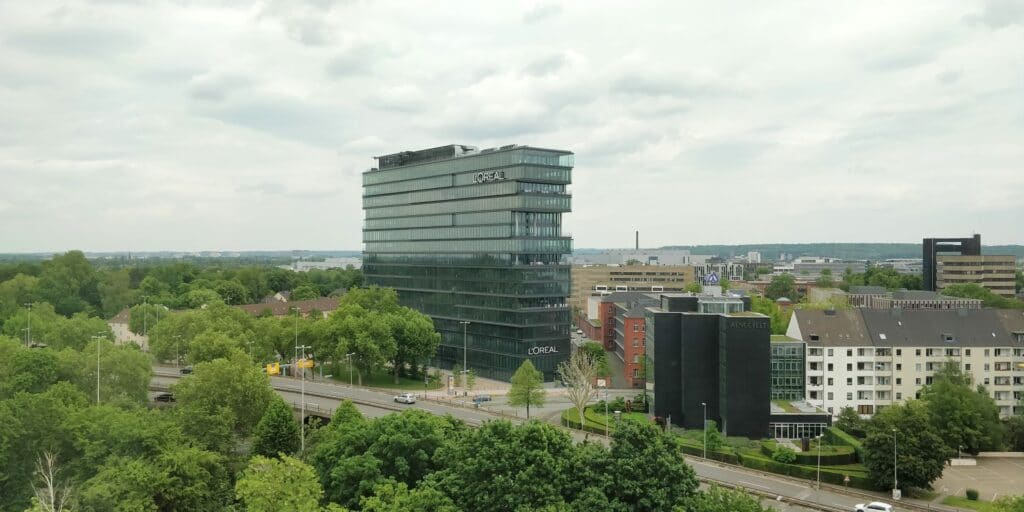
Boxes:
[738,480,771,490]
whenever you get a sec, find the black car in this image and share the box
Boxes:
[472,395,492,403]
[179,366,193,375]
[154,393,175,403]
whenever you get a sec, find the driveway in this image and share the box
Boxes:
[933,457,1024,502]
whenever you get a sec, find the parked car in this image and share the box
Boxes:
[154,393,175,403]
[179,366,193,375]
[854,502,893,512]
[394,393,416,404]
[472,395,492,403]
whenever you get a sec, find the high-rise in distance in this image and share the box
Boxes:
[362,144,574,380]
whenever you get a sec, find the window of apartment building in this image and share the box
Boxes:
[809,348,822,356]
[847,363,853,371]
[916,349,921,356]
[896,392,902,400]
[896,378,902,385]
[858,348,868,357]
[915,378,921,385]
[828,349,834,357]
[633,368,640,378]
[810,334,820,341]
[896,349,902,356]
[810,391,819,400]
[984,363,991,371]
[827,392,834,400]
[633,323,639,332]
[945,348,960,357]
[827,378,834,386]
[995,348,1009,357]
[847,349,853,357]
[633,355,640,364]
[875,348,891,357]
[965,364,971,371]
[985,349,990,357]
[809,362,820,371]
[983,377,990,385]
[846,392,853,400]
[965,349,971,356]
[926,377,933,385]
[858,405,873,415]
[846,378,853,385]
[896,364,902,371]
[827,363,834,372]
[995,376,1011,385]
[995,362,1011,371]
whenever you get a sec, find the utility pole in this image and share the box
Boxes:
[296,344,310,453]
[346,352,355,387]
[893,428,899,497]
[701,402,707,458]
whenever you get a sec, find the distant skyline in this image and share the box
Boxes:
[1,1,1022,252]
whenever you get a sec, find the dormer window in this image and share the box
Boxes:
[810,334,820,341]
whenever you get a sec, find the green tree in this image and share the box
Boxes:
[942,283,1024,309]
[683,484,771,512]
[1005,415,1024,451]
[97,269,137,318]
[251,396,300,458]
[213,279,252,305]
[815,268,835,288]
[834,407,867,438]
[187,331,244,364]
[863,401,951,491]
[464,369,476,393]
[685,281,703,294]
[235,455,324,512]
[388,307,440,384]
[78,339,152,405]
[360,481,457,512]
[750,296,789,335]
[127,303,166,336]
[765,273,797,300]
[703,420,724,452]
[430,420,576,511]
[0,274,38,326]
[451,364,463,388]
[580,341,611,377]
[291,284,321,301]
[607,420,699,511]
[35,251,101,316]
[181,288,221,308]
[172,352,274,435]
[993,495,1024,512]
[920,361,1003,454]
[507,359,546,419]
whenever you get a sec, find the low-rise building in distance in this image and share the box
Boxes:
[937,254,1016,298]
[570,264,695,312]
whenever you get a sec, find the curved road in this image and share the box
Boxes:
[151,367,959,512]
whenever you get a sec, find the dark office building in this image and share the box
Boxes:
[645,295,770,438]
[362,144,574,381]
[922,235,981,291]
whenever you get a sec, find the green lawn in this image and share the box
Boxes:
[327,364,444,391]
[941,496,998,512]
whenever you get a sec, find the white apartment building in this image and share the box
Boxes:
[788,308,1024,418]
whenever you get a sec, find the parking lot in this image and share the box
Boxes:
[933,457,1024,501]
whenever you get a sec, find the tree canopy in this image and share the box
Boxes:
[507,359,546,419]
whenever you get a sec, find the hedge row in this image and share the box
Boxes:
[560,411,609,436]
[737,451,876,490]
[823,426,865,463]
[759,443,857,466]
[678,441,741,464]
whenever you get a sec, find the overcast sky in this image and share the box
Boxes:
[1,1,1022,252]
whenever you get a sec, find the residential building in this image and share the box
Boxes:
[771,335,806,400]
[234,297,340,318]
[788,308,1024,418]
[922,235,982,292]
[570,264,695,311]
[362,144,574,381]
[937,254,1017,298]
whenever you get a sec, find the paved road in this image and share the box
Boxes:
[152,368,963,512]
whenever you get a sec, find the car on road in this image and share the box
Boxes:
[153,393,175,403]
[854,502,893,512]
[394,393,416,404]
[179,366,193,375]
[472,395,492,403]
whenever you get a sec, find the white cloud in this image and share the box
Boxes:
[0,0,1021,252]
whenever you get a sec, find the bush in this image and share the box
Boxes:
[737,451,876,491]
[823,426,865,463]
[966,488,979,501]
[772,446,797,464]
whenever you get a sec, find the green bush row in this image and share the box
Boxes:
[823,426,865,463]
[737,452,876,490]
[758,443,857,465]
[678,441,741,464]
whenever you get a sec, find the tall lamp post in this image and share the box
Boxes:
[23,303,32,347]
[296,343,310,453]
[142,296,148,339]
[91,334,105,404]
[892,427,899,497]
[701,402,707,458]
[346,352,355,388]
[459,321,471,380]
[173,335,182,367]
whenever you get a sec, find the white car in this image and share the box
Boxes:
[854,502,893,512]
[394,393,416,404]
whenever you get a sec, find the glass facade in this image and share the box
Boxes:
[771,341,806,400]
[362,145,573,381]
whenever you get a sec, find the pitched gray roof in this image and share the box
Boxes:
[792,309,871,347]
[860,309,1013,347]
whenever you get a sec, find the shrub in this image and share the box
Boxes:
[966,488,979,501]
[823,426,865,462]
[772,446,797,464]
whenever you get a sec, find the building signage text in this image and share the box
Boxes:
[728,319,769,330]
[474,170,507,183]
[527,345,559,355]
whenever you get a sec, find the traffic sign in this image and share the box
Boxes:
[298,358,315,369]
[266,362,280,375]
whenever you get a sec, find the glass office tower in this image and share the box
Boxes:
[362,144,574,380]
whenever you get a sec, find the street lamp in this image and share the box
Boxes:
[346,352,355,388]
[892,428,899,496]
[296,343,310,453]
[701,402,707,458]
[23,303,32,347]
[91,334,105,404]
[173,335,182,367]
[459,321,471,379]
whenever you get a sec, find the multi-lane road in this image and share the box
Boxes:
[151,367,958,512]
